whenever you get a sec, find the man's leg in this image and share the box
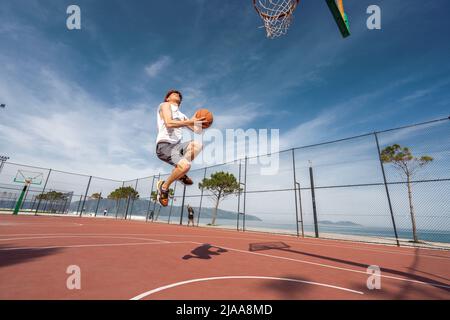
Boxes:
[158,141,203,206]
[184,140,203,162]
[181,141,202,185]
[162,158,191,191]
[157,159,190,207]
[162,141,202,190]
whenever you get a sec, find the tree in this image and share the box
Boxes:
[199,171,242,225]
[36,191,68,213]
[380,144,433,243]
[36,191,67,201]
[91,192,103,199]
[108,186,139,200]
[108,187,140,216]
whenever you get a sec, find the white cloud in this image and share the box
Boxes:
[213,103,269,130]
[399,89,433,102]
[0,62,164,180]
[280,111,338,150]
[0,60,274,182]
[145,56,172,78]
[399,79,450,103]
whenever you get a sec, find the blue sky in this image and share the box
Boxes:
[0,0,449,180]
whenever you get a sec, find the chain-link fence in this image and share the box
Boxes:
[1,117,449,248]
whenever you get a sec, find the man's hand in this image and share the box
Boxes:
[189,115,207,133]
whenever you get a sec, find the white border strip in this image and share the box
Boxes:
[0,241,192,251]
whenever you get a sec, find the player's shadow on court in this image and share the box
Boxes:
[182,244,228,260]
[0,246,61,268]
[249,242,450,294]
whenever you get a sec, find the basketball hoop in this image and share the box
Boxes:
[14,170,43,186]
[253,0,300,38]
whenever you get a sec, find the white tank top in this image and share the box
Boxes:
[156,103,188,144]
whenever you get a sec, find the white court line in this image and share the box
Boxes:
[185,230,450,259]
[154,225,450,254]
[0,235,170,243]
[3,215,447,254]
[130,276,364,300]
[192,241,450,290]
[0,222,83,227]
[146,234,450,261]
[0,241,193,251]
[1,231,448,290]
[126,233,450,260]
[103,233,450,261]
[0,232,448,260]
[286,238,450,260]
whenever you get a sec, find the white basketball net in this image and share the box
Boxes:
[254,0,300,39]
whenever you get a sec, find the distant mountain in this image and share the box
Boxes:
[319,220,362,227]
[71,199,262,221]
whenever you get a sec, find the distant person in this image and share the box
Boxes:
[103,209,108,216]
[187,205,195,227]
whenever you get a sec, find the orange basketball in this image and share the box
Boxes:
[195,108,213,129]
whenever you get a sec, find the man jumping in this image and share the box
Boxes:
[155,89,206,206]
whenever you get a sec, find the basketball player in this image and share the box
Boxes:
[155,89,206,207]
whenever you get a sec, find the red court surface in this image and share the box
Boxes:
[0,214,449,300]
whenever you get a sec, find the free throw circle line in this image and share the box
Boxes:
[130,275,364,300]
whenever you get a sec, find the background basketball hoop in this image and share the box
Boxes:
[12,170,43,215]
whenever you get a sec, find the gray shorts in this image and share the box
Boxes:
[156,141,191,166]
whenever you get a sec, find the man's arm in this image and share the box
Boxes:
[160,102,205,129]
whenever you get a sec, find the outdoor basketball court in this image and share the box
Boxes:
[1,214,449,300]
[1,0,449,307]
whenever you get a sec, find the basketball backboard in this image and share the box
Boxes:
[326,0,350,38]
[14,170,43,185]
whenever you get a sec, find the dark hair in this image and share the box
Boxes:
[164,89,182,102]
